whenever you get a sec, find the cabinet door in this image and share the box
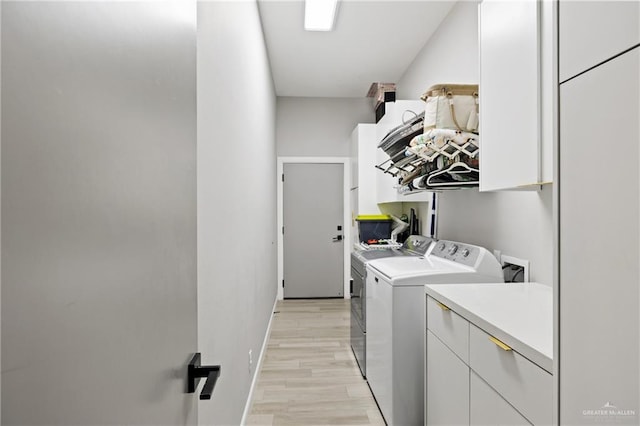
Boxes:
[1,3,198,425]
[479,0,540,191]
[470,372,531,426]
[426,331,470,425]
[357,124,381,214]
[559,48,639,425]
[350,125,360,189]
[559,0,640,82]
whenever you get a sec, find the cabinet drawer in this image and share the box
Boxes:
[470,371,531,426]
[426,295,469,363]
[469,324,552,425]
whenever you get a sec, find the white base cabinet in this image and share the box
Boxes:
[426,295,552,425]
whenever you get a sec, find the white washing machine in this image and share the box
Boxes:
[365,240,503,426]
[350,235,434,378]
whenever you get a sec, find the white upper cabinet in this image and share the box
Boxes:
[479,0,556,191]
[350,123,379,215]
[559,0,640,82]
[350,126,359,190]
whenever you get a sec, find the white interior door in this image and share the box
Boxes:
[1,3,198,424]
[283,163,344,298]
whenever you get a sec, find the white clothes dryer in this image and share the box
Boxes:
[365,240,503,426]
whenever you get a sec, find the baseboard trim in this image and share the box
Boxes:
[240,296,278,425]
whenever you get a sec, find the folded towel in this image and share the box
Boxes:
[406,128,479,161]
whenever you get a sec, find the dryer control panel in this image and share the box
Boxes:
[431,240,480,267]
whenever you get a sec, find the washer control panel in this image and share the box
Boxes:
[403,235,435,256]
[431,240,480,267]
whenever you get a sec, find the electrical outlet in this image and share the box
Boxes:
[248,349,253,372]
[501,255,530,283]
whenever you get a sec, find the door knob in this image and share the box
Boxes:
[187,353,221,400]
[332,235,343,242]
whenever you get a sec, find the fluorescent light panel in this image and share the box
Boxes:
[304,0,338,31]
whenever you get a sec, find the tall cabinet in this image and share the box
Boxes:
[558,1,639,424]
[350,124,380,246]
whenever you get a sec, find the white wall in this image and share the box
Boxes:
[396,1,480,100]
[197,1,277,424]
[277,97,374,157]
[397,1,554,284]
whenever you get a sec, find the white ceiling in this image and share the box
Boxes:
[257,0,456,98]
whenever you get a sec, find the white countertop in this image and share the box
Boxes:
[424,282,553,373]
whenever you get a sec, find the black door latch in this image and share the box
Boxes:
[187,353,221,400]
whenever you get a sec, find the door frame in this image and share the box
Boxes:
[277,157,351,301]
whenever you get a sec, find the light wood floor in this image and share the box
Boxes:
[246,299,385,426]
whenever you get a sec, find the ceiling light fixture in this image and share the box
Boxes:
[304,0,339,31]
